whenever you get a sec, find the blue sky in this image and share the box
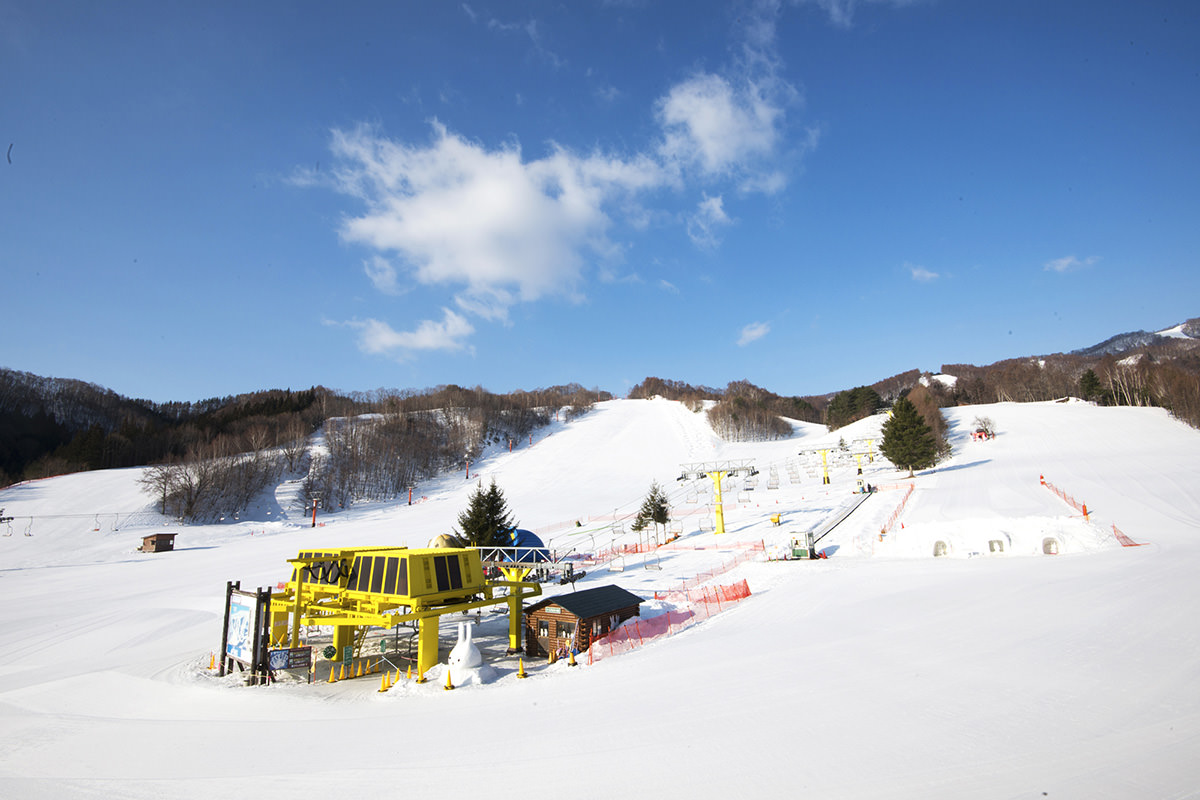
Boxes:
[3,0,1198,403]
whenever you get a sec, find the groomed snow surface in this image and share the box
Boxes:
[2,399,1199,799]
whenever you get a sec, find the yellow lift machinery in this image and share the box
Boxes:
[269,546,541,679]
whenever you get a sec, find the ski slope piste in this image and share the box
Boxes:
[1,398,1198,799]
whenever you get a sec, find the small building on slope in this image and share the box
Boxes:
[524,584,643,659]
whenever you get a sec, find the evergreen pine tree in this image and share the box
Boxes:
[1079,368,1102,401]
[632,480,671,539]
[880,396,937,478]
[454,479,517,547]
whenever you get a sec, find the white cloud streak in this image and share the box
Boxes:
[738,320,771,346]
[363,255,402,294]
[351,309,475,358]
[800,0,920,29]
[1044,255,1098,273]
[687,193,732,249]
[909,264,939,282]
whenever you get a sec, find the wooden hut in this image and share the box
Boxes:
[524,584,642,659]
[139,532,177,553]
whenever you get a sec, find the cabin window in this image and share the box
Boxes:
[592,619,604,637]
[538,619,549,637]
[557,621,575,639]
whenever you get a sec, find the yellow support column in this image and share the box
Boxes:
[507,591,524,653]
[289,571,307,648]
[417,614,440,679]
[332,625,355,662]
[708,470,728,534]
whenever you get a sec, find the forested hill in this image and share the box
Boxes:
[3,314,1198,488]
[0,370,608,488]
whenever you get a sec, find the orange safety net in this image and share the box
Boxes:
[879,483,914,536]
[1042,476,1146,547]
[587,579,751,665]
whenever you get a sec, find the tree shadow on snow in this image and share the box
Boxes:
[922,459,990,476]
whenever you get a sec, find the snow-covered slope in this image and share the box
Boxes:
[2,398,1199,798]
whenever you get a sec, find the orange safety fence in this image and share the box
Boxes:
[879,483,914,537]
[587,579,752,665]
[1110,523,1147,547]
[653,580,755,604]
[1040,475,1090,519]
[656,542,765,594]
[584,538,763,568]
[1040,475,1146,547]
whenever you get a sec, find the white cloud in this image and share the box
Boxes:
[653,0,803,192]
[657,73,781,176]
[484,16,564,69]
[909,264,939,282]
[594,83,621,104]
[351,309,475,358]
[363,255,401,294]
[800,0,918,29]
[658,279,679,293]
[318,0,820,360]
[687,193,732,249]
[1044,255,1098,273]
[330,122,666,322]
[738,320,771,346]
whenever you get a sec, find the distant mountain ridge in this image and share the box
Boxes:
[4,314,1198,487]
[1071,317,1200,357]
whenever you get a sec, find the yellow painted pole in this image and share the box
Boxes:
[417,615,440,678]
[709,470,728,534]
[507,591,523,653]
[289,569,306,648]
[332,625,354,662]
[820,450,831,485]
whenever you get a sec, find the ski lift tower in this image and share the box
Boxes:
[678,460,757,535]
[798,448,835,485]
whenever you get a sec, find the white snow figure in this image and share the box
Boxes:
[447,621,493,686]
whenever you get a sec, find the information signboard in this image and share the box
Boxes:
[225,591,258,665]
[268,646,312,671]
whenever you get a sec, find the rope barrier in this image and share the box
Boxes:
[1040,475,1146,547]
[878,483,914,538]
[587,579,752,665]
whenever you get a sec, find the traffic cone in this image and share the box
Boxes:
[355,660,364,679]
[328,665,337,683]
[378,670,390,693]
[406,665,412,681]
[444,669,454,691]
[549,650,557,664]
[568,651,578,667]
[518,659,528,679]
[338,664,346,681]
[208,652,215,670]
